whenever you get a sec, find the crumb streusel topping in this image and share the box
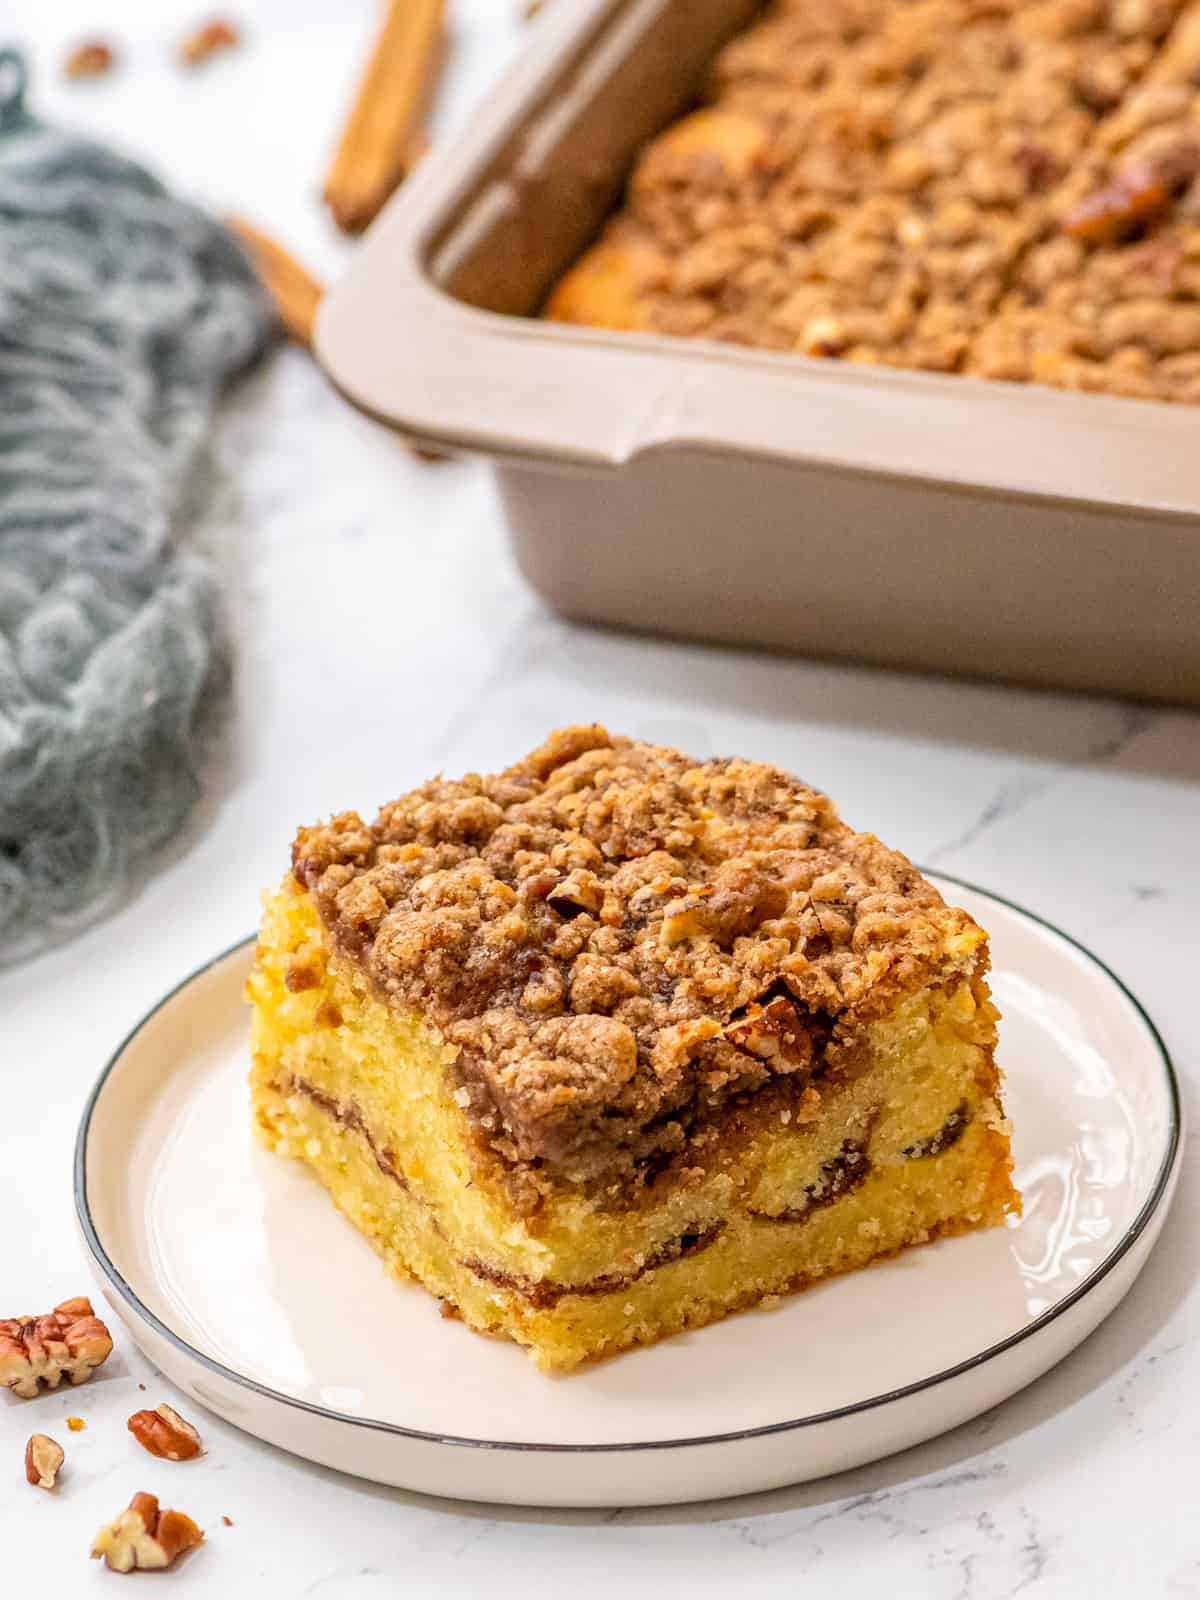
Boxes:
[291,727,982,1192]
[549,0,1200,403]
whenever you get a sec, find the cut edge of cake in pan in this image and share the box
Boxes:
[247,726,1018,1371]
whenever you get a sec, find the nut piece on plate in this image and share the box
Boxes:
[0,1297,113,1398]
[91,1492,204,1573]
[64,40,116,79]
[24,1434,65,1490]
[178,18,240,67]
[127,1403,204,1461]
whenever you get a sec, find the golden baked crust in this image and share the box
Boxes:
[291,726,984,1187]
[546,0,1200,402]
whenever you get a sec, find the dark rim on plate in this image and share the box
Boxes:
[74,871,1183,1455]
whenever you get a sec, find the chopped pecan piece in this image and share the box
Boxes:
[0,1297,113,1398]
[800,316,851,357]
[660,870,787,947]
[91,1492,204,1573]
[546,868,604,920]
[1064,169,1170,243]
[64,40,115,79]
[179,17,240,67]
[724,995,816,1068]
[1065,144,1200,244]
[24,1434,64,1489]
[128,1403,204,1461]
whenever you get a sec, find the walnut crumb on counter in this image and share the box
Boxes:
[0,1296,113,1397]
[24,1434,64,1489]
[91,1492,204,1573]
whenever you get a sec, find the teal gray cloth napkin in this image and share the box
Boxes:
[0,50,272,962]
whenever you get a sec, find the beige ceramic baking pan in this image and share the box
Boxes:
[317,0,1200,705]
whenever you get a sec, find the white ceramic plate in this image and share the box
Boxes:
[75,875,1181,1507]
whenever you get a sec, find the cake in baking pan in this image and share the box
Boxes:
[546,0,1200,404]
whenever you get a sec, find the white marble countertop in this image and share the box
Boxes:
[3,2,1199,1594]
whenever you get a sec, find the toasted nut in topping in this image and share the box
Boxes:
[724,995,815,1067]
[659,897,713,945]
[64,40,116,79]
[91,1492,204,1573]
[801,315,850,357]
[546,869,605,920]
[1062,140,1200,246]
[0,1297,114,1398]
[128,1403,204,1461]
[179,17,240,67]
[24,1434,64,1489]
[1063,170,1171,242]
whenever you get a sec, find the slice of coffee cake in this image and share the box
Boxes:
[247,727,1017,1370]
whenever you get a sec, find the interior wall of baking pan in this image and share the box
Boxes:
[428,0,760,317]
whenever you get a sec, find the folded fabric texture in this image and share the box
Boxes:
[0,51,272,963]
